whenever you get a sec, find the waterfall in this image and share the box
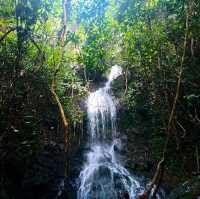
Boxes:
[77,65,163,199]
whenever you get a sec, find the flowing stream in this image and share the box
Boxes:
[77,65,164,199]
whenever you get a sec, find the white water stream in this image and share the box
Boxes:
[77,65,164,199]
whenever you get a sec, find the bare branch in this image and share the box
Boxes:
[177,121,186,138]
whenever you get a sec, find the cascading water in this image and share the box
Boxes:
[77,65,164,199]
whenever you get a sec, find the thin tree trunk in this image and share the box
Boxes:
[124,67,128,94]
[51,0,69,152]
[196,145,200,173]
[137,5,189,199]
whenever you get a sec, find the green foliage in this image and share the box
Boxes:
[1,0,200,196]
[78,20,113,79]
[76,0,109,25]
[95,0,200,182]
[0,2,86,195]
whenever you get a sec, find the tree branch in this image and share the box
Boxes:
[0,27,16,42]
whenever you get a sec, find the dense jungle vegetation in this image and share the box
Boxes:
[0,0,200,198]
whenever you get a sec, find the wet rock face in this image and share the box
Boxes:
[22,144,71,199]
[117,110,154,176]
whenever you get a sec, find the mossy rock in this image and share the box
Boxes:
[168,176,200,199]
